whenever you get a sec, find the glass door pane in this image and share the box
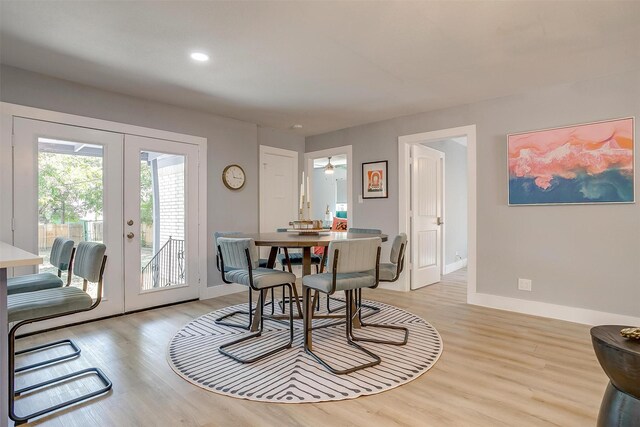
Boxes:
[38,138,104,298]
[139,151,186,291]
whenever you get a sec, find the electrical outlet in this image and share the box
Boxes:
[518,278,532,291]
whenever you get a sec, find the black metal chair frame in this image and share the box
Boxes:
[12,247,79,373]
[278,247,317,315]
[217,246,294,364]
[350,241,409,346]
[8,254,112,425]
[214,252,278,330]
[303,246,387,375]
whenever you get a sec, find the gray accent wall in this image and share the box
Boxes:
[307,69,640,317]
[0,65,304,286]
[421,140,467,266]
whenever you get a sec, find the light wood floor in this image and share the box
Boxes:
[12,270,608,426]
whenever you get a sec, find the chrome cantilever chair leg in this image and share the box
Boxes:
[349,288,409,346]
[303,288,381,375]
[218,284,294,364]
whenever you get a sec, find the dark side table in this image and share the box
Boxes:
[591,325,640,427]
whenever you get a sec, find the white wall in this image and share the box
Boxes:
[421,140,467,266]
[0,65,305,286]
[306,69,640,319]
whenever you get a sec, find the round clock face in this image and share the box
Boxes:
[222,165,246,190]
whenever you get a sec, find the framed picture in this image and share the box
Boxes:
[508,117,635,205]
[362,160,388,199]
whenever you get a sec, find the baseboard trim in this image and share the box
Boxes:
[468,292,640,326]
[200,283,246,300]
[444,258,468,275]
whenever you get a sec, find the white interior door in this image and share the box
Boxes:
[12,117,125,324]
[411,144,443,289]
[123,135,200,312]
[259,145,298,235]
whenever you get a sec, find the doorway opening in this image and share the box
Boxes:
[420,137,468,277]
[398,125,476,301]
[305,145,353,228]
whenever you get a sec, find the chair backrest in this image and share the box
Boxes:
[327,237,381,274]
[49,237,75,271]
[218,237,259,270]
[73,242,107,283]
[348,228,382,235]
[214,231,240,245]
[390,233,408,264]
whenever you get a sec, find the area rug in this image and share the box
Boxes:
[167,297,443,403]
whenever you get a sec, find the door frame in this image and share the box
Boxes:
[411,144,446,287]
[398,125,476,301]
[304,145,353,226]
[258,145,299,233]
[0,102,208,299]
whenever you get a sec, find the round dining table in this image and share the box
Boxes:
[230,231,388,332]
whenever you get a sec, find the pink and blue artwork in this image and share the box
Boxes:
[508,118,634,205]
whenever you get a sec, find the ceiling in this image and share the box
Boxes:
[1,1,639,136]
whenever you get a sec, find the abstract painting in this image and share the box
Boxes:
[508,118,634,205]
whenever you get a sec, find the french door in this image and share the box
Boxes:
[12,118,201,327]
[123,135,199,312]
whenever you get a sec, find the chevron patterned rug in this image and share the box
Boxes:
[167,297,443,403]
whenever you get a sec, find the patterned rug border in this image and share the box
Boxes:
[167,298,443,403]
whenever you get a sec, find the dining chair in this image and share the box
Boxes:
[7,237,75,295]
[217,237,296,363]
[302,237,383,374]
[322,228,381,314]
[214,231,275,329]
[379,233,407,282]
[7,242,112,425]
[353,233,409,346]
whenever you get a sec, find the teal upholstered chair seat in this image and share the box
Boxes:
[7,273,63,295]
[8,286,93,323]
[224,268,295,289]
[302,272,376,294]
[378,263,397,282]
[7,237,75,295]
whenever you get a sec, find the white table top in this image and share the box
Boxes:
[0,241,42,268]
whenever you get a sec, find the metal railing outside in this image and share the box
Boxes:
[141,237,185,290]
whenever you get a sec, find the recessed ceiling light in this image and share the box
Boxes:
[291,124,303,129]
[190,52,209,62]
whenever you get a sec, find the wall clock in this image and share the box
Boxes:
[222,164,246,190]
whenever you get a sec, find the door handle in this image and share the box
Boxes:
[437,217,444,226]
[127,232,135,239]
